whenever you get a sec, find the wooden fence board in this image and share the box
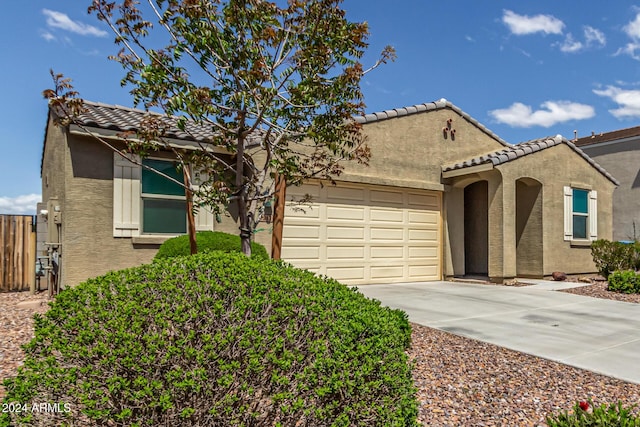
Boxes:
[0,215,36,292]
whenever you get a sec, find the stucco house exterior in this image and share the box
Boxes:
[41,99,618,286]
[575,127,640,241]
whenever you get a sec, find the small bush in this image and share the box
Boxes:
[546,400,640,426]
[154,230,269,260]
[591,239,640,278]
[1,252,418,427]
[608,270,640,294]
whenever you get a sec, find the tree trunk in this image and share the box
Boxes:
[183,167,198,255]
[271,173,286,260]
[236,123,252,257]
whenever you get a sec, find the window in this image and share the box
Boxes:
[141,159,187,234]
[563,186,597,241]
[572,189,588,239]
[113,153,214,238]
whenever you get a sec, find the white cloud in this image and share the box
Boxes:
[584,26,606,47]
[593,85,640,118]
[556,26,605,53]
[42,9,107,37]
[40,30,56,42]
[502,10,564,35]
[0,194,41,215]
[489,101,595,128]
[623,12,640,39]
[617,12,640,60]
[559,34,583,53]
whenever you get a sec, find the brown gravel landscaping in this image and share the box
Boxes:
[1,282,639,426]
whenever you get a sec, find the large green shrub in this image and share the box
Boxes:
[591,239,640,278]
[547,400,640,426]
[154,230,269,260]
[1,252,418,427]
[608,270,640,294]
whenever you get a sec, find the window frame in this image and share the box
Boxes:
[563,186,597,243]
[140,157,188,235]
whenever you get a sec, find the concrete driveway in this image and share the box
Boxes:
[355,281,640,384]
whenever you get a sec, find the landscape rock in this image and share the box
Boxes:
[552,271,567,281]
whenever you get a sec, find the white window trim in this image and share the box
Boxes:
[563,186,597,242]
[113,153,214,237]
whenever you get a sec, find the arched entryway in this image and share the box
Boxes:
[516,178,543,277]
[464,181,488,276]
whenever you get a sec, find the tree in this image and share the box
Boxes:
[47,0,395,256]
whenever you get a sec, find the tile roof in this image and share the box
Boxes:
[353,98,509,147]
[63,100,217,143]
[574,125,640,147]
[443,135,619,185]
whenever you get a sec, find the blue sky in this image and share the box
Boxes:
[2,1,640,214]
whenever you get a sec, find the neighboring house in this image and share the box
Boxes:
[41,99,618,286]
[574,127,640,241]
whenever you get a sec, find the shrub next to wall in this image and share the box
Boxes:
[608,270,640,294]
[1,252,419,427]
[154,231,269,260]
[591,239,640,278]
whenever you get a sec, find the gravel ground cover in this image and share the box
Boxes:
[1,281,638,426]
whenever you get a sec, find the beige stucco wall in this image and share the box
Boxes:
[499,144,615,277]
[580,140,640,241]
[340,107,506,189]
[443,143,615,280]
[46,130,272,287]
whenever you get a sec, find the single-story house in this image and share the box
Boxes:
[574,127,640,241]
[40,99,618,286]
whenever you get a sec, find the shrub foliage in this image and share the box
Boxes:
[154,231,269,260]
[607,270,640,294]
[591,239,640,278]
[1,252,418,427]
[546,400,640,427]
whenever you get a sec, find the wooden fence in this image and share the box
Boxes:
[0,215,36,292]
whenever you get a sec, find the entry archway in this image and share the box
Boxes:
[464,181,488,276]
[515,178,543,277]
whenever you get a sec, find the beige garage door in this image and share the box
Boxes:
[281,182,442,285]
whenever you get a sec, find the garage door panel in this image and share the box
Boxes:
[370,227,404,240]
[327,206,365,221]
[408,211,439,224]
[282,182,441,285]
[409,246,438,258]
[285,204,320,218]
[326,266,366,281]
[370,265,405,279]
[288,183,321,198]
[370,189,404,204]
[282,225,320,239]
[326,186,365,202]
[409,229,438,242]
[370,208,403,222]
[327,226,364,240]
[408,264,439,279]
[408,192,440,209]
[281,246,321,259]
[371,246,404,259]
[326,246,365,259]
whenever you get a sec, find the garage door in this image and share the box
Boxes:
[281,182,442,285]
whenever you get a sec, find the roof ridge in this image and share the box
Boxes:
[354,98,510,147]
[443,134,619,185]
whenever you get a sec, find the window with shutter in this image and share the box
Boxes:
[113,153,141,237]
[563,186,597,241]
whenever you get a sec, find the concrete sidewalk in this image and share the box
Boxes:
[355,281,640,384]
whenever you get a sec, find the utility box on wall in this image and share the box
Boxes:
[46,198,61,246]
